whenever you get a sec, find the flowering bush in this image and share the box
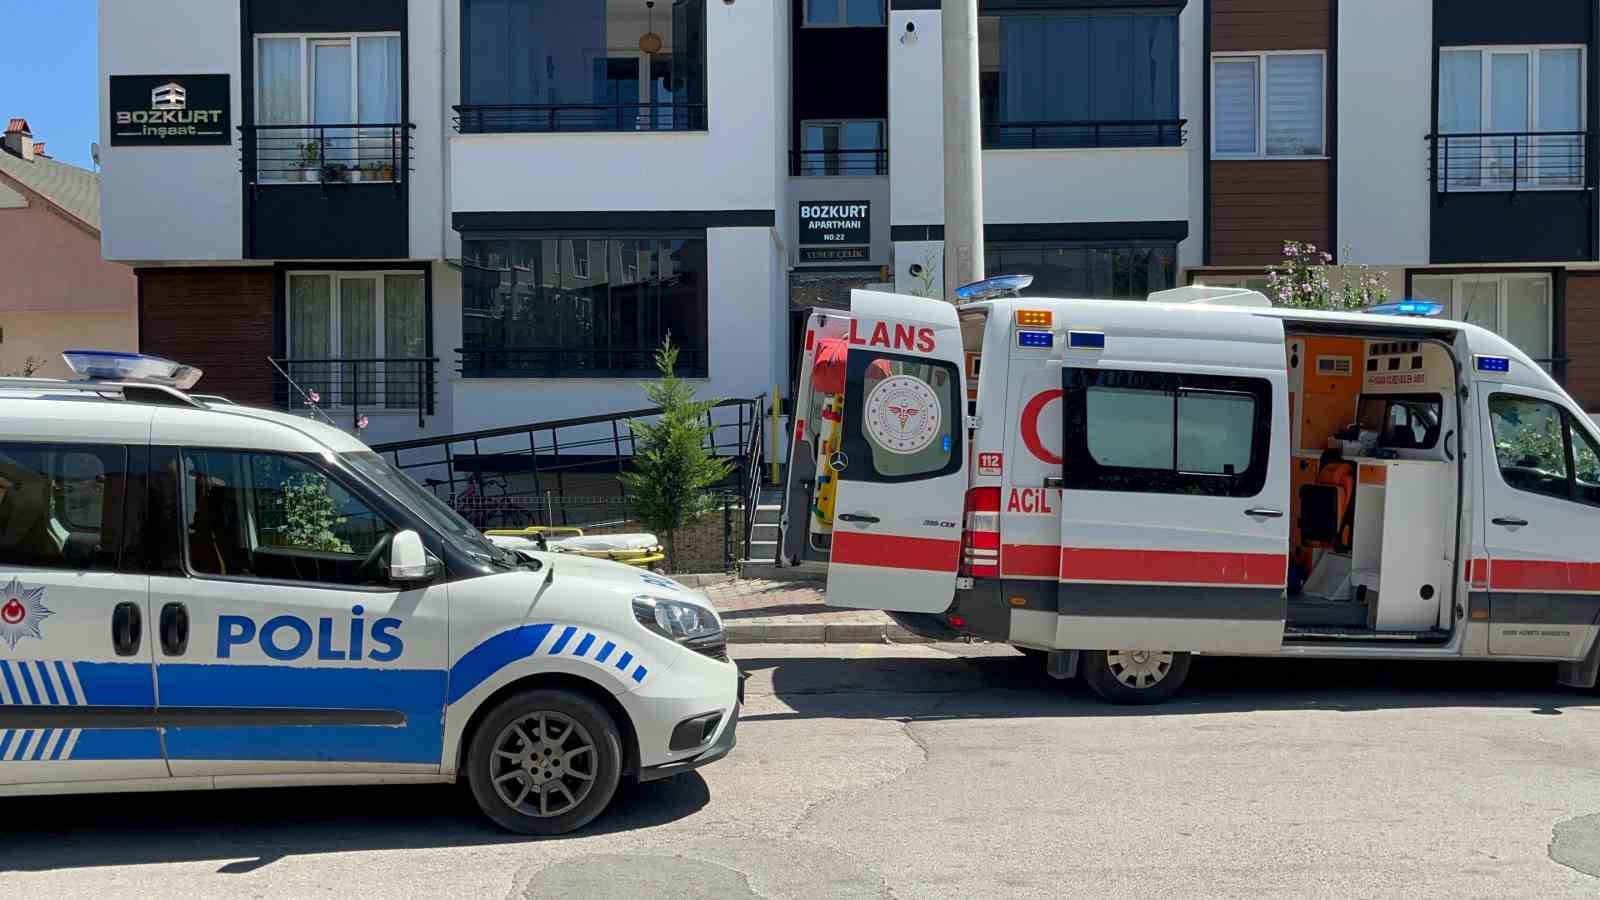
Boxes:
[1266,241,1389,311]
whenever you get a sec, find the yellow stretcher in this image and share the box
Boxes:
[484,526,667,568]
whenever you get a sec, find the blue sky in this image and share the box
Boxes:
[0,0,98,169]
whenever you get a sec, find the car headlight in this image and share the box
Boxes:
[633,595,723,643]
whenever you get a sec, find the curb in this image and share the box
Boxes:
[725,622,933,644]
[670,573,738,589]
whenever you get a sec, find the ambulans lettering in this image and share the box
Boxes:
[1006,488,1056,515]
[1020,389,1065,465]
[847,319,936,353]
[217,607,405,662]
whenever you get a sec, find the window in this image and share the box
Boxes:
[461,236,709,378]
[980,10,1180,148]
[1065,369,1273,497]
[799,120,887,175]
[805,0,885,28]
[1487,394,1600,505]
[0,444,130,571]
[459,0,707,132]
[987,241,1177,299]
[182,450,396,587]
[1436,46,1585,190]
[1357,394,1443,450]
[284,272,429,410]
[254,33,403,182]
[1212,52,1326,158]
[839,352,961,483]
[1410,273,1552,369]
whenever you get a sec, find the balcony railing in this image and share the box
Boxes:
[982,118,1188,150]
[791,148,888,176]
[241,123,415,188]
[453,103,708,134]
[458,347,709,380]
[1428,131,1595,194]
[270,357,437,429]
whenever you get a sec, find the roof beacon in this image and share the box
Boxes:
[1364,300,1445,318]
[954,273,1034,304]
[62,350,204,390]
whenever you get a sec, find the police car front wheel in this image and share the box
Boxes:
[467,689,624,835]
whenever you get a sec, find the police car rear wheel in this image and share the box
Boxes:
[468,689,622,835]
[1082,649,1190,705]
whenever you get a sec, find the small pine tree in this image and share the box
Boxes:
[619,339,734,571]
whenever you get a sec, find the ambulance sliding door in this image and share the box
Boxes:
[1055,310,1290,652]
[825,292,968,613]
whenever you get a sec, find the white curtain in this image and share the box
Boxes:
[1213,59,1258,155]
[1488,53,1529,184]
[1539,49,1583,185]
[340,278,378,406]
[1264,54,1323,156]
[1505,277,1552,366]
[288,275,332,405]
[384,275,426,408]
[1438,50,1482,189]
[257,38,303,182]
[358,36,402,177]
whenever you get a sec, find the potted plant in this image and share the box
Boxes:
[295,140,321,183]
[363,158,396,183]
[321,161,350,184]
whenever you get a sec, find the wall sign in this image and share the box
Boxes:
[800,202,870,246]
[110,74,231,147]
[800,246,869,263]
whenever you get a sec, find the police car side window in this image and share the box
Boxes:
[0,443,130,572]
[181,450,396,587]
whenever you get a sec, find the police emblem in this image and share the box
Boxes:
[0,577,51,649]
[864,374,942,455]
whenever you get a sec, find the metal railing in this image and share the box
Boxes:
[982,118,1187,150]
[1427,131,1595,194]
[738,395,769,563]
[457,346,709,380]
[270,357,437,429]
[241,123,415,187]
[791,148,888,176]
[453,102,708,134]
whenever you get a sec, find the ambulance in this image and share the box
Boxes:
[0,352,738,833]
[781,278,1600,703]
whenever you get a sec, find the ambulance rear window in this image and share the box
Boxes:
[840,352,962,483]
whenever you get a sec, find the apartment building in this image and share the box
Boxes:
[108,2,1600,440]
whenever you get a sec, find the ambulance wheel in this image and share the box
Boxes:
[467,689,623,835]
[1082,650,1190,705]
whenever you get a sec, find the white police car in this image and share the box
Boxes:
[0,352,738,834]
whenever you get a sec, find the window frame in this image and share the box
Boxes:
[1434,44,1588,192]
[1063,367,1275,498]
[798,118,888,176]
[284,270,431,409]
[803,0,887,29]
[1486,392,1600,508]
[1408,271,1554,369]
[1210,50,1328,159]
[253,31,403,126]
[985,239,1179,300]
[0,442,133,574]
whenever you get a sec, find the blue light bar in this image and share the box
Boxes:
[1017,330,1054,349]
[954,273,1035,303]
[1068,331,1107,350]
[1475,355,1510,373]
[1365,300,1445,318]
[62,350,204,389]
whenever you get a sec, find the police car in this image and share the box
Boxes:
[0,352,738,834]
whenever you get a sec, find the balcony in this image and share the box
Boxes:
[453,102,707,135]
[241,123,414,188]
[790,148,888,177]
[457,347,709,380]
[270,357,438,429]
[982,119,1187,151]
[1425,131,1597,263]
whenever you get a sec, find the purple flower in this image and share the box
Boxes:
[356,415,370,431]
[307,390,321,405]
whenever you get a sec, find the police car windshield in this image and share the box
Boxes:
[343,451,516,566]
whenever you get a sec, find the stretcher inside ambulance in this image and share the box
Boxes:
[779,282,1600,703]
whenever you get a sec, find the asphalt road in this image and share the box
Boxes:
[3,644,1599,898]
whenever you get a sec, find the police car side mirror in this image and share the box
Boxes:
[388,530,437,584]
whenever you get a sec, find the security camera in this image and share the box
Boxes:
[909,263,925,277]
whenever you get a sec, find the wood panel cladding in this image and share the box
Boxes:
[1212,0,1331,52]
[1209,160,1331,266]
[1564,272,1600,411]
[137,268,275,407]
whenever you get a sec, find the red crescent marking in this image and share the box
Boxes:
[1020,389,1064,465]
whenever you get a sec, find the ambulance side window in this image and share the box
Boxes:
[1064,368,1272,497]
[182,450,397,587]
[0,443,130,572]
[1488,393,1600,506]
[840,352,962,483]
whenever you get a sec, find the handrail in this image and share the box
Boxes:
[453,102,708,134]
[239,122,416,189]
[1425,130,1595,195]
[373,397,757,452]
[982,117,1187,149]
[740,394,769,564]
[271,356,436,429]
[791,148,889,176]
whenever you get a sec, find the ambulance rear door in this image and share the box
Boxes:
[825,291,968,613]
[1054,306,1290,652]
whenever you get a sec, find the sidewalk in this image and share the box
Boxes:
[698,573,934,644]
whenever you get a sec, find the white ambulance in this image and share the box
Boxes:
[0,352,738,833]
[781,279,1600,703]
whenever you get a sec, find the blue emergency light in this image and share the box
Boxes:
[1364,300,1445,318]
[62,350,204,389]
[1068,331,1107,350]
[1475,355,1511,373]
[955,273,1035,303]
[1017,330,1054,348]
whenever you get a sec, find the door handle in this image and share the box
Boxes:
[1443,429,1456,462]
[159,602,189,657]
[1492,516,1529,528]
[1245,507,1285,519]
[838,513,881,524]
[111,602,142,657]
